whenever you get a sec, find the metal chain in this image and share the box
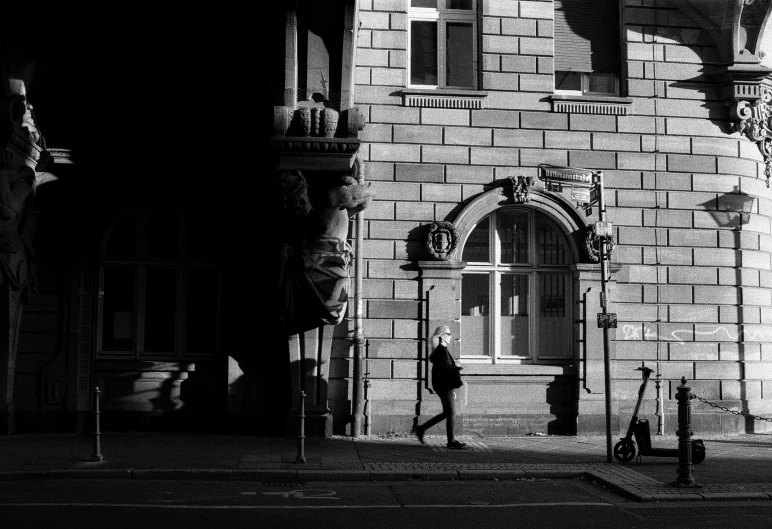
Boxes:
[693,395,772,423]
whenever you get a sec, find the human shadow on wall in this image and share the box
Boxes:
[546,377,578,435]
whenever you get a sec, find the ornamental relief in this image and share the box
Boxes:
[733,85,772,185]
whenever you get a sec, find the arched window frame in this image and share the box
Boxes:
[96,200,222,361]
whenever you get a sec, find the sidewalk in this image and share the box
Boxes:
[0,431,770,502]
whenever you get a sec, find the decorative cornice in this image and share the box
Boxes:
[550,95,633,116]
[400,89,488,109]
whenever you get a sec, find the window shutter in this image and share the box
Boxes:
[554,0,619,73]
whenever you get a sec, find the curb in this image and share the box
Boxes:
[1,467,771,503]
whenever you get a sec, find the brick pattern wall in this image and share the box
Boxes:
[341,0,772,435]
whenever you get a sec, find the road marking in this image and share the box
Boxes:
[0,502,614,510]
[262,489,339,500]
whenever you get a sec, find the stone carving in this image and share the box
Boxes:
[277,169,373,335]
[425,221,459,261]
[583,226,615,263]
[273,106,365,139]
[506,175,534,204]
[733,85,772,186]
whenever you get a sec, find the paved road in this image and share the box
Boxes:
[2,479,772,528]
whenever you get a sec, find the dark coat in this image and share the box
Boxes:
[429,344,459,392]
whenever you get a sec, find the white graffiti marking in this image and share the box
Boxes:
[620,325,772,345]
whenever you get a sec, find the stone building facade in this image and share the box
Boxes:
[301,0,772,437]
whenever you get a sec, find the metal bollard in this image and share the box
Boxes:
[90,386,104,462]
[295,390,306,464]
[672,377,699,487]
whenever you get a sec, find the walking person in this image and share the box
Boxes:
[413,325,466,449]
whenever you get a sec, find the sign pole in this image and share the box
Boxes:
[595,170,613,463]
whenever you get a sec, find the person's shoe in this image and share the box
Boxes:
[447,440,467,449]
[415,426,426,444]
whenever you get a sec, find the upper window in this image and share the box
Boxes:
[460,208,573,364]
[554,0,620,95]
[408,0,478,89]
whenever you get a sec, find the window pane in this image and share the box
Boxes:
[446,0,473,9]
[497,210,529,264]
[446,23,475,88]
[101,267,135,352]
[500,274,529,357]
[537,273,571,357]
[588,73,616,94]
[143,268,177,353]
[461,273,490,356]
[461,216,489,262]
[412,0,437,7]
[185,269,219,354]
[146,204,179,259]
[185,211,218,260]
[537,214,568,265]
[411,21,438,85]
[104,214,137,258]
[555,70,581,91]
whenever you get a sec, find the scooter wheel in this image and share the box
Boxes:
[692,443,706,464]
[613,439,636,463]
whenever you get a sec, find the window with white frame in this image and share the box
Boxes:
[408,0,477,89]
[553,0,620,95]
[460,208,573,363]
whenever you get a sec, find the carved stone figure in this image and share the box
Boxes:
[506,175,534,204]
[0,93,41,434]
[425,221,458,261]
[277,169,372,335]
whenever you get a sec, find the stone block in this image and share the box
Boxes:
[445,126,492,146]
[422,183,462,202]
[421,108,471,126]
[569,114,617,132]
[483,53,501,72]
[395,201,434,221]
[618,152,656,171]
[668,228,717,247]
[667,154,717,173]
[668,304,718,323]
[368,379,420,400]
[695,361,741,380]
[393,125,442,144]
[422,145,469,164]
[370,181,421,201]
[692,137,740,158]
[718,156,759,178]
[521,111,568,130]
[616,303,658,321]
[357,48,390,67]
[519,1,552,19]
[371,67,405,86]
[470,146,519,166]
[668,342,718,361]
[392,360,420,379]
[519,37,552,56]
[363,239,394,259]
[483,71,520,90]
[544,131,590,150]
[369,220,421,240]
[363,318,393,339]
[693,248,740,267]
[472,109,520,128]
[482,17,501,35]
[668,266,716,285]
[394,319,420,339]
[366,358,392,378]
[367,339,420,360]
[618,116,656,134]
[501,55,537,73]
[483,34,519,54]
[693,285,738,305]
[744,362,772,380]
[446,164,494,184]
[483,0,519,17]
[568,150,616,169]
[370,105,420,124]
[501,18,537,36]
[495,129,543,148]
[615,340,658,360]
[592,132,640,152]
[368,299,421,319]
[520,148,567,167]
[395,163,444,183]
[393,280,419,299]
[519,74,553,92]
[368,260,419,280]
[371,143,421,162]
[371,29,407,50]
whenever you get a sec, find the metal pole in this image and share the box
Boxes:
[352,155,366,437]
[90,386,103,462]
[595,171,613,464]
[655,371,664,435]
[296,390,306,464]
[672,377,699,487]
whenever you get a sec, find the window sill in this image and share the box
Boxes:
[550,94,632,115]
[401,88,488,109]
[459,363,576,376]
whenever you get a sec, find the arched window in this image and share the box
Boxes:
[460,207,573,364]
[97,202,221,360]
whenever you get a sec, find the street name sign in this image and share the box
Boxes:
[538,164,594,186]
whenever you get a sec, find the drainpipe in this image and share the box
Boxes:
[352,154,366,437]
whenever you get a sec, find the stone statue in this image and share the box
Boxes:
[277,170,372,335]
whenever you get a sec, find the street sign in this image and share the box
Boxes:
[595,221,613,237]
[538,164,594,186]
[571,187,591,203]
[597,313,618,328]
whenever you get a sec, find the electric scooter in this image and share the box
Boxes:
[613,366,706,464]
